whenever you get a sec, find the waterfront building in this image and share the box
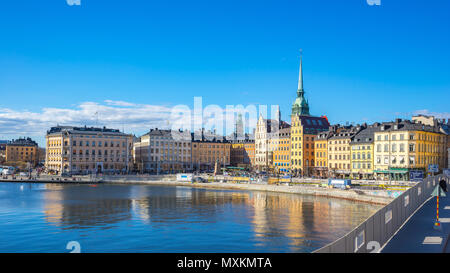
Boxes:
[350,125,378,180]
[255,112,290,172]
[133,129,192,174]
[327,125,363,179]
[254,115,276,172]
[289,55,330,176]
[191,129,231,172]
[45,126,133,174]
[230,139,255,169]
[373,119,446,180]
[314,131,332,178]
[413,115,450,169]
[272,126,291,174]
[230,115,255,169]
[5,138,39,166]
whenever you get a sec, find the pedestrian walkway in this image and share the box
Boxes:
[381,186,450,253]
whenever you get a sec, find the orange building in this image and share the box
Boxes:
[230,140,255,168]
[5,138,39,166]
[192,140,231,172]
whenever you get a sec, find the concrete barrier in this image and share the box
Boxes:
[314,174,450,253]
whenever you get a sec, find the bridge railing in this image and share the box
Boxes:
[314,174,449,253]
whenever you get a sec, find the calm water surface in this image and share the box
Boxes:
[0,182,381,253]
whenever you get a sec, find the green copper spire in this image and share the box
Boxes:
[292,51,310,116]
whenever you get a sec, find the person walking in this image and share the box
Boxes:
[439,179,447,192]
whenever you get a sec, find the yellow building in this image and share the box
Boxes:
[373,119,446,180]
[314,131,331,178]
[5,138,39,166]
[45,126,133,175]
[327,126,361,179]
[272,127,291,174]
[350,125,377,179]
[290,55,329,176]
[413,114,450,169]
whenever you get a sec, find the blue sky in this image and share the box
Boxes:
[0,0,449,146]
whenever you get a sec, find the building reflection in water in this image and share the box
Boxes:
[43,184,133,229]
[42,184,381,251]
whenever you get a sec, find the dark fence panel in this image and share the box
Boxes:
[314,174,449,253]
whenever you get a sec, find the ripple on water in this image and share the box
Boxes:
[0,182,381,253]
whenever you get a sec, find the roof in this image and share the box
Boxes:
[374,119,442,134]
[350,125,381,144]
[47,126,126,136]
[7,138,38,147]
[297,116,330,135]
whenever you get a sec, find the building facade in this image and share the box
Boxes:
[133,129,192,174]
[5,138,39,166]
[230,139,255,169]
[190,129,231,172]
[350,125,378,179]
[373,119,446,180]
[327,125,362,178]
[272,126,291,174]
[45,126,133,175]
[191,140,231,172]
[314,131,331,178]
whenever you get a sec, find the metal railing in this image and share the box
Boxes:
[314,173,450,253]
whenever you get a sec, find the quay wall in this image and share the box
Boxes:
[0,174,394,205]
[99,175,394,205]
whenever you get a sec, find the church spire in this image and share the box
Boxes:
[291,49,310,116]
[298,50,303,92]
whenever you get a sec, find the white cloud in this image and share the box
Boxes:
[0,100,260,145]
[66,0,81,6]
[104,100,137,107]
[413,109,450,119]
[0,101,173,141]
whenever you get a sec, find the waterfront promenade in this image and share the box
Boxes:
[381,185,450,253]
[0,174,397,205]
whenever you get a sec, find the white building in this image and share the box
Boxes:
[133,129,192,173]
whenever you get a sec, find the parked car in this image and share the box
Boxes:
[19,172,28,177]
[61,173,72,178]
[194,177,207,183]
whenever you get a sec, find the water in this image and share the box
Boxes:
[0,182,381,253]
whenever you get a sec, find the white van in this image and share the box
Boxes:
[176,173,193,182]
[2,167,15,175]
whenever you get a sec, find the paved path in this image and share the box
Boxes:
[381,188,450,253]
